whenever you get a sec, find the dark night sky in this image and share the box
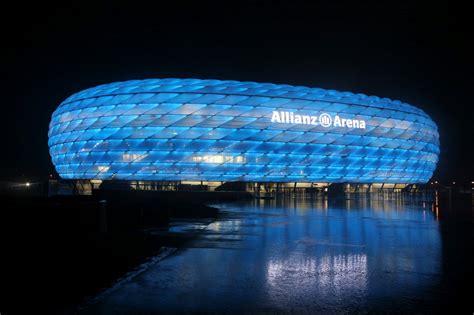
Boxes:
[2,0,473,182]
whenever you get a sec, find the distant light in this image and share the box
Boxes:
[49,174,53,178]
[435,181,438,184]
[26,182,30,187]
[452,181,456,185]
[472,181,474,184]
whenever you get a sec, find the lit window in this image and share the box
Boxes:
[97,166,110,172]
[122,153,147,162]
[192,155,246,164]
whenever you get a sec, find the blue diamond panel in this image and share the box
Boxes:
[48,78,440,183]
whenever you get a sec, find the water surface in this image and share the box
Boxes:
[81,193,473,313]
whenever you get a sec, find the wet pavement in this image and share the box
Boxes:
[80,193,473,314]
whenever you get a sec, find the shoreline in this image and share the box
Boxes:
[0,192,228,314]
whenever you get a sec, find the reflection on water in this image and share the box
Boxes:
[82,192,473,314]
[266,253,368,299]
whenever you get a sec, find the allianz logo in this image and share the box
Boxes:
[271,111,366,129]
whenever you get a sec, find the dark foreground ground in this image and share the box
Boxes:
[0,190,472,314]
[0,190,249,314]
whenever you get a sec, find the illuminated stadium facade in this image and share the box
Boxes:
[48,78,439,188]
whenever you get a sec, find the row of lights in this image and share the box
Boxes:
[430,180,474,185]
[20,177,474,187]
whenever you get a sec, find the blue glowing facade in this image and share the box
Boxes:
[48,79,439,183]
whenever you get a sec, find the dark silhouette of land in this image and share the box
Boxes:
[0,190,251,314]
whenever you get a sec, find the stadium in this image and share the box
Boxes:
[48,78,439,192]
